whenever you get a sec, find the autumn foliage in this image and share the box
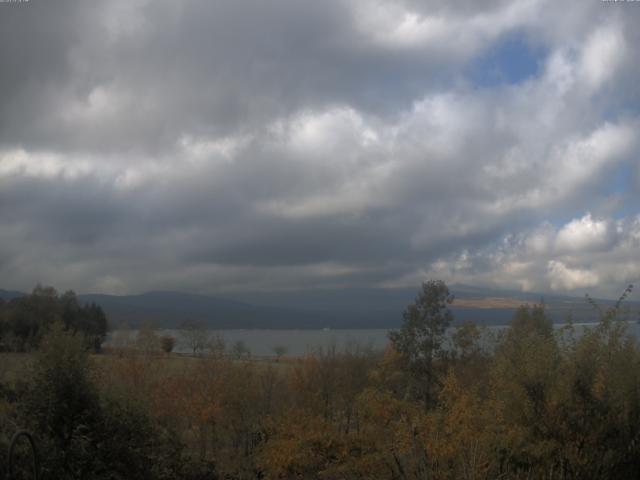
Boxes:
[1,282,639,479]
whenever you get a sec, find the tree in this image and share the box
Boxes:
[80,302,108,352]
[272,345,287,361]
[489,303,561,474]
[208,333,226,357]
[388,280,454,407]
[22,322,183,479]
[0,286,108,352]
[23,321,102,477]
[451,320,482,360]
[136,320,159,355]
[509,303,553,340]
[231,340,250,360]
[160,335,176,354]
[179,319,211,356]
[111,321,133,356]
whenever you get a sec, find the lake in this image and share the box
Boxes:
[106,321,640,357]
[107,328,391,357]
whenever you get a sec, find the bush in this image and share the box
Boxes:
[21,323,185,479]
[161,335,176,354]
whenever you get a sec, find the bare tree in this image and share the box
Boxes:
[179,319,211,356]
[272,345,287,361]
[111,321,133,356]
[136,319,160,355]
[231,340,250,360]
[208,333,226,357]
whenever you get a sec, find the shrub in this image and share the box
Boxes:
[161,335,176,354]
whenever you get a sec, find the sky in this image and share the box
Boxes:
[0,0,639,299]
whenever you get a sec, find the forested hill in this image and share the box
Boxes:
[4,286,638,329]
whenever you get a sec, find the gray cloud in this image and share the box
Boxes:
[0,0,639,298]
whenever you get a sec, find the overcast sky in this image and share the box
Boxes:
[0,0,639,298]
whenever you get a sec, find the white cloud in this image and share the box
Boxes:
[525,224,555,254]
[556,213,614,252]
[0,0,639,297]
[285,107,379,158]
[352,0,540,56]
[0,149,93,180]
[179,134,250,164]
[62,84,129,125]
[547,260,599,291]
[580,23,627,90]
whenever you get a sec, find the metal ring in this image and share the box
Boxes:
[7,430,39,480]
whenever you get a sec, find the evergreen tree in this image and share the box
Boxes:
[388,280,454,407]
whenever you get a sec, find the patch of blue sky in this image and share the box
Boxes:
[548,162,639,227]
[609,162,640,218]
[467,31,547,88]
[612,162,634,194]
[599,98,640,123]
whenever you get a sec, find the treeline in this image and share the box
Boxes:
[1,281,640,479]
[0,285,108,352]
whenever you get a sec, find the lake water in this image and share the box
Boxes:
[108,328,392,357]
[106,322,640,358]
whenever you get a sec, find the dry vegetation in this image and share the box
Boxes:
[1,282,640,479]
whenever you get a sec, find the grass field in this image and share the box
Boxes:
[0,353,34,385]
[0,349,296,387]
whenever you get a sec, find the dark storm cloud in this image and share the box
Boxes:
[0,0,471,155]
[0,1,98,148]
[1,0,640,296]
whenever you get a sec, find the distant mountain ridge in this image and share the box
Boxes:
[78,290,328,329]
[0,289,26,301]
[1,286,638,329]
